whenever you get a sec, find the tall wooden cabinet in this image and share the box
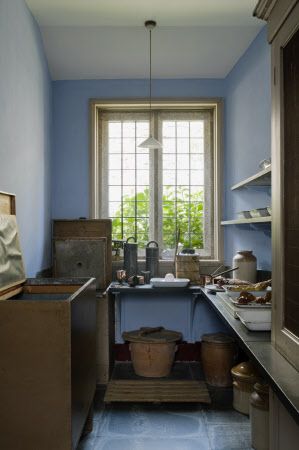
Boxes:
[255,0,299,371]
[254,1,299,447]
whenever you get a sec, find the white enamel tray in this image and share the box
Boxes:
[150,278,190,288]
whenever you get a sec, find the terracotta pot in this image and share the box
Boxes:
[129,342,177,377]
[201,333,237,387]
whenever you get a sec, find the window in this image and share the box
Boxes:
[90,101,222,261]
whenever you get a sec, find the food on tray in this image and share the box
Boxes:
[237,291,256,304]
[236,289,272,305]
[225,279,271,292]
[215,277,251,287]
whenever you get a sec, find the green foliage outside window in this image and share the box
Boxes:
[112,187,204,249]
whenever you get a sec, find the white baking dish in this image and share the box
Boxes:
[237,308,271,323]
[150,278,190,288]
[223,287,268,300]
[237,315,271,331]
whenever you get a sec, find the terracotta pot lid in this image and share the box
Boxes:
[122,327,182,343]
[202,332,235,344]
[231,361,260,382]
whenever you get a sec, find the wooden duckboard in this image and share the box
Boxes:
[104,380,211,403]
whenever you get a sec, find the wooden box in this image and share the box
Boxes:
[53,219,112,288]
[0,192,97,450]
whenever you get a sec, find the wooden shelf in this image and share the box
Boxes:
[221,216,272,225]
[231,167,271,190]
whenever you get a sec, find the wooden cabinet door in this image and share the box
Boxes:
[272,2,299,370]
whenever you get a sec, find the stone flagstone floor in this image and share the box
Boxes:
[78,401,253,450]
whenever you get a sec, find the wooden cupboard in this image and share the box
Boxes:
[255,0,299,371]
[0,192,97,449]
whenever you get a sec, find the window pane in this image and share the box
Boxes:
[177,138,189,153]
[190,121,203,138]
[163,138,176,153]
[177,170,189,185]
[123,170,135,185]
[108,138,121,153]
[163,154,176,170]
[123,186,135,198]
[109,186,122,202]
[177,121,189,138]
[123,138,135,153]
[102,110,213,258]
[136,170,149,185]
[136,122,149,138]
[137,154,149,170]
[162,202,175,216]
[176,186,189,201]
[190,138,204,153]
[191,154,204,170]
[109,170,121,185]
[109,202,122,217]
[163,121,176,137]
[109,154,121,170]
[163,170,176,185]
[177,154,189,170]
[122,153,135,170]
[122,122,135,137]
[123,201,136,217]
[109,122,121,137]
[137,202,149,217]
[123,218,135,235]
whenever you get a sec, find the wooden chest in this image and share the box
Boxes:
[0,192,97,450]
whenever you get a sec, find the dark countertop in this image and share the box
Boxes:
[202,288,299,426]
[108,282,202,295]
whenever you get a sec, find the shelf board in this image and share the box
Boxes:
[221,216,272,225]
[231,167,271,190]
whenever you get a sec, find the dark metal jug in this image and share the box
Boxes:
[124,236,138,278]
[146,240,159,279]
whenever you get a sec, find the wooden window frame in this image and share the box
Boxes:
[89,98,224,263]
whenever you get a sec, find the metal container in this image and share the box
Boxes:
[123,237,138,278]
[146,241,159,278]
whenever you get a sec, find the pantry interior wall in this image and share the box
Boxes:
[0,0,271,277]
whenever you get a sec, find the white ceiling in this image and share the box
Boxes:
[26,0,264,80]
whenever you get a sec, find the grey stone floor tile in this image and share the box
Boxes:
[93,437,211,450]
[97,403,207,437]
[204,409,249,424]
[207,423,252,450]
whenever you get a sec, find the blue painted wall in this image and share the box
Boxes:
[51,31,271,272]
[224,28,271,270]
[0,0,52,276]
[52,79,225,218]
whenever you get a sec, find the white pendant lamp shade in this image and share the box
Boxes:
[138,134,163,149]
[138,20,163,150]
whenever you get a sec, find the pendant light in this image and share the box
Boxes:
[138,20,163,150]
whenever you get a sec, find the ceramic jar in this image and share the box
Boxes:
[250,382,269,450]
[231,361,260,415]
[233,250,257,283]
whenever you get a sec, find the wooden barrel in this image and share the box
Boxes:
[201,333,237,387]
[175,254,200,282]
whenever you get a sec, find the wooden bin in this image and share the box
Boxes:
[123,327,182,378]
[0,192,97,450]
[201,333,237,386]
[175,254,200,282]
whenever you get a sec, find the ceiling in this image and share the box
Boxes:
[26,0,264,80]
